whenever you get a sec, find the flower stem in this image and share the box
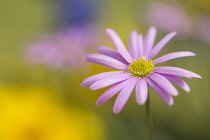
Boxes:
[145,93,153,140]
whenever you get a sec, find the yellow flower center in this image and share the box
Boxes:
[128,57,155,77]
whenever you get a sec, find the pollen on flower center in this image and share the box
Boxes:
[128,57,155,77]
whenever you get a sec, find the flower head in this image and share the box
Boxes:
[81,27,201,114]
[128,57,154,77]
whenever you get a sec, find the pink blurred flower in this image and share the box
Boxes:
[143,2,193,38]
[26,26,98,70]
[194,15,210,43]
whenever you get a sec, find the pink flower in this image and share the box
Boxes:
[26,26,97,70]
[81,27,201,114]
[142,2,193,38]
[194,15,210,43]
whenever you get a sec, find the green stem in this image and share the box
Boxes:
[145,94,153,140]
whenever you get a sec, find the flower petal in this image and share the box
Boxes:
[143,26,157,57]
[146,78,174,105]
[96,77,133,105]
[154,51,196,64]
[149,73,178,96]
[85,53,128,70]
[81,71,126,87]
[135,78,148,104]
[113,77,138,114]
[162,74,190,92]
[129,30,139,59]
[90,72,131,90]
[149,32,177,58]
[97,46,128,64]
[154,67,202,78]
[138,34,144,57]
[106,29,133,63]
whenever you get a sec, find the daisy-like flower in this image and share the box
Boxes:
[81,27,201,114]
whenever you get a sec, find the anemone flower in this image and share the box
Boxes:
[142,2,193,38]
[81,27,201,114]
[26,26,97,70]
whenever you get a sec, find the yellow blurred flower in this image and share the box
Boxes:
[0,87,105,140]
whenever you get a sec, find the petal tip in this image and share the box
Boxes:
[131,30,138,34]
[96,101,102,106]
[80,80,89,87]
[105,28,113,33]
[137,100,146,105]
[172,91,179,96]
[184,86,190,92]
[194,74,202,79]
[113,106,122,114]
[191,52,196,56]
[168,101,174,106]
[172,31,177,35]
[166,97,174,106]
[80,82,85,87]
[150,26,157,30]
[113,109,120,114]
[84,54,90,61]
[186,89,190,92]
[168,103,174,106]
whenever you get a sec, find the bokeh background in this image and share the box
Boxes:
[0,0,210,140]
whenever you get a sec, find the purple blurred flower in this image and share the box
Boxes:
[143,2,193,37]
[194,15,210,43]
[26,26,97,70]
[81,27,201,114]
[52,0,99,28]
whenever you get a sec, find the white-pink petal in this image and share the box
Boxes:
[149,73,178,96]
[135,78,148,104]
[85,53,128,70]
[113,77,138,114]
[143,26,157,57]
[147,78,174,105]
[106,29,133,63]
[149,32,177,59]
[154,51,196,64]
[154,67,201,78]
[137,34,144,57]
[129,30,139,59]
[97,46,128,64]
[90,72,131,90]
[81,71,126,87]
[96,77,132,106]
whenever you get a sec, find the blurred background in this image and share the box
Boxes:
[0,0,210,139]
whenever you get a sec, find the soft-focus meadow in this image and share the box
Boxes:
[0,0,210,140]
